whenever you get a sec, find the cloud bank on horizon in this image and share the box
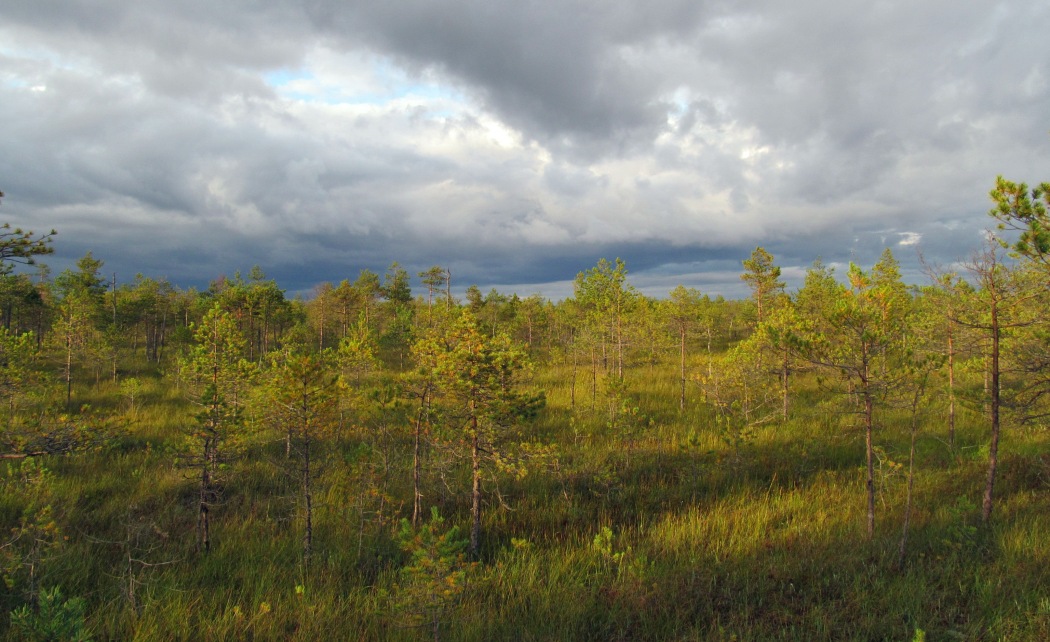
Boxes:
[1,0,1048,299]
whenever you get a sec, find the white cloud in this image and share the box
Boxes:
[898,232,922,247]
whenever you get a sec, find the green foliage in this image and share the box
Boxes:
[266,349,341,562]
[741,246,785,324]
[394,507,472,637]
[0,222,56,275]
[9,586,91,642]
[2,407,123,461]
[0,327,45,420]
[118,377,141,414]
[989,175,1050,263]
[381,263,413,307]
[696,333,779,458]
[182,303,255,553]
[414,310,544,555]
[1,459,61,599]
[53,253,106,305]
[590,526,628,566]
[574,258,637,377]
[337,316,380,387]
[941,496,979,551]
[419,311,535,434]
[602,376,651,462]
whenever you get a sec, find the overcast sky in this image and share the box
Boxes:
[2,1,1048,300]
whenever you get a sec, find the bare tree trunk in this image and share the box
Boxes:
[616,314,624,379]
[303,432,313,569]
[319,301,326,351]
[65,337,73,408]
[590,344,598,410]
[412,387,428,527]
[469,415,481,559]
[982,302,1001,523]
[947,324,955,448]
[111,272,117,326]
[445,268,451,311]
[898,384,924,567]
[706,329,713,380]
[679,326,686,411]
[125,533,137,613]
[197,443,211,553]
[569,329,577,409]
[863,354,875,539]
[781,348,789,421]
[159,307,167,363]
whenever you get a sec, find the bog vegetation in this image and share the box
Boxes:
[0,179,1049,640]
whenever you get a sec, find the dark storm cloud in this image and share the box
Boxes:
[1,1,1048,299]
[308,0,709,152]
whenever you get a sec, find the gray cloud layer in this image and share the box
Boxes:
[1,1,1048,298]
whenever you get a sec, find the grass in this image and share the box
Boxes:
[1,349,1048,641]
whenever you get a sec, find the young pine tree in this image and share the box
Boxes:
[414,311,540,558]
[267,349,341,569]
[183,304,254,553]
[789,249,912,538]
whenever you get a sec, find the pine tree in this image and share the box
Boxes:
[414,311,539,557]
[183,304,253,553]
[574,258,636,379]
[789,249,912,538]
[267,349,340,568]
[663,286,705,411]
[741,246,785,326]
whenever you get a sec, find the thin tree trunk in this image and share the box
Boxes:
[947,324,955,448]
[569,330,577,409]
[591,345,599,410]
[469,415,481,559]
[781,347,789,421]
[982,302,1001,523]
[412,387,428,527]
[159,307,167,363]
[303,431,313,569]
[616,313,623,379]
[898,386,922,567]
[65,337,73,408]
[125,529,137,612]
[863,354,875,539]
[198,445,211,553]
[679,326,686,411]
[706,330,713,380]
[319,302,326,351]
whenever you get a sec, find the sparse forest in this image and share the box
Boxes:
[1,179,1049,640]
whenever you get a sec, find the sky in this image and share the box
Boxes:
[1,1,1048,301]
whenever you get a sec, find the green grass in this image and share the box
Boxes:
[1,351,1048,641]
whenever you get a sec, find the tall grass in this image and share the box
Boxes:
[1,351,1047,640]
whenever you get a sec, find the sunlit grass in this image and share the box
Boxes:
[2,347,1048,640]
